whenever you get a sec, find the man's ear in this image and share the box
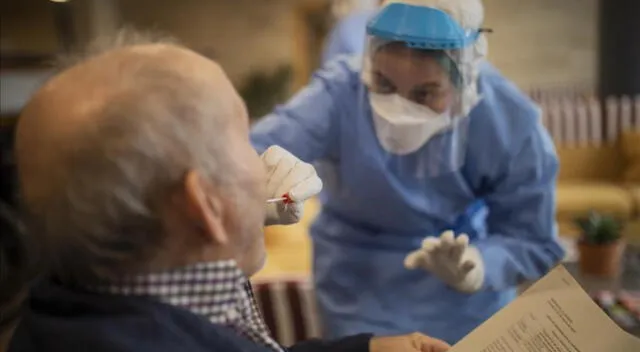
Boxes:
[184,170,229,246]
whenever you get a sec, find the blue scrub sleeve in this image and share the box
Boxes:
[322,25,350,65]
[321,13,364,65]
[250,64,346,162]
[475,123,565,291]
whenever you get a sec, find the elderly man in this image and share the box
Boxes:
[7,33,450,352]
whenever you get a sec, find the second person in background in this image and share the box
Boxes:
[321,0,383,64]
[251,0,564,344]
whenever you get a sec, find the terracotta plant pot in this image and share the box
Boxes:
[577,240,625,278]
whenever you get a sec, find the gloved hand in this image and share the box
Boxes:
[404,230,485,293]
[261,146,322,226]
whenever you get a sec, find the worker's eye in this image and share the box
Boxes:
[411,85,444,105]
[411,89,431,105]
[372,72,396,94]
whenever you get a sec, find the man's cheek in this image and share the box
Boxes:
[253,169,268,202]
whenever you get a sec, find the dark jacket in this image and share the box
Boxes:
[9,280,371,352]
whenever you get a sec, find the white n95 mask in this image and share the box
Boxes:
[369,92,452,155]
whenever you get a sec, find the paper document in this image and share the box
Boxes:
[450,265,640,352]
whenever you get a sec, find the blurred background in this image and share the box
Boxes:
[1,0,639,342]
[0,0,611,119]
[0,0,616,206]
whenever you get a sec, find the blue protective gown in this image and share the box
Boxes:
[250,57,565,344]
[321,11,374,65]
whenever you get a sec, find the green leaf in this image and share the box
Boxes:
[574,211,623,245]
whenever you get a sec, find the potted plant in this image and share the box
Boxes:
[575,211,625,278]
[239,64,292,120]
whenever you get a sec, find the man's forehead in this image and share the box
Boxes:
[17,43,232,152]
[35,44,226,113]
[15,40,248,207]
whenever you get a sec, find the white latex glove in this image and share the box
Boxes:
[404,230,485,293]
[261,146,322,226]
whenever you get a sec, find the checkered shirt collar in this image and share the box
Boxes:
[90,260,283,352]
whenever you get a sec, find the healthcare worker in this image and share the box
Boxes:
[252,0,564,344]
[321,4,380,64]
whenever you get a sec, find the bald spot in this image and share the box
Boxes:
[16,44,242,207]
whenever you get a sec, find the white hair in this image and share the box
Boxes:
[20,29,239,283]
[56,27,178,69]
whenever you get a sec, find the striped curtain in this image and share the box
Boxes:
[529,90,640,146]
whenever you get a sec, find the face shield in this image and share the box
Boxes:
[355,2,488,178]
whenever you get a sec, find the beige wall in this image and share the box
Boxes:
[0,0,121,54]
[0,0,59,53]
[72,0,121,45]
[116,0,599,89]
[485,0,598,90]
[117,0,299,85]
[0,0,599,90]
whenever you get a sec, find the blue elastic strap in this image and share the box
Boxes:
[367,3,480,50]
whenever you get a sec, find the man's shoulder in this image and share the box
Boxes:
[10,284,272,352]
[11,319,271,352]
